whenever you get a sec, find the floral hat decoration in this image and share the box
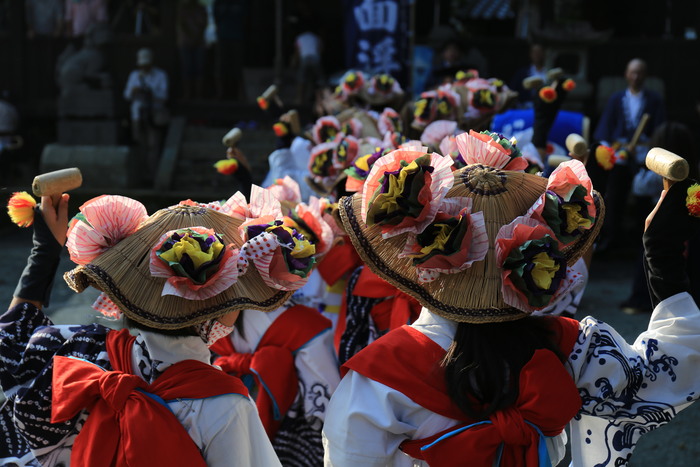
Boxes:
[311,116,341,144]
[64,194,294,329]
[336,70,366,99]
[236,189,330,291]
[338,133,604,323]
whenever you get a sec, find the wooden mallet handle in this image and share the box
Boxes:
[546,68,564,82]
[629,113,650,150]
[284,109,301,135]
[646,147,689,190]
[565,133,588,159]
[522,76,544,90]
[32,168,82,197]
[222,127,242,147]
[260,85,278,101]
[547,155,571,168]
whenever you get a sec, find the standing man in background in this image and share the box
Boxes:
[123,48,169,185]
[593,58,665,252]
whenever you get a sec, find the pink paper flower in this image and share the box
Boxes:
[266,176,302,204]
[455,130,528,171]
[66,195,148,265]
[361,149,455,238]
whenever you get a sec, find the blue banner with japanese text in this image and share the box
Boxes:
[343,0,411,87]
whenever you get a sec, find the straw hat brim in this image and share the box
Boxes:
[64,205,293,329]
[338,164,605,323]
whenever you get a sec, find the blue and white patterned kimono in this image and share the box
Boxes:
[323,292,700,466]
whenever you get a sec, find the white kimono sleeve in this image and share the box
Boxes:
[568,292,700,466]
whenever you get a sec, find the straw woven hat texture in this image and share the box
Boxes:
[65,204,292,329]
[339,163,604,323]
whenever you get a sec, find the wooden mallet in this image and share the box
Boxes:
[257,85,283,110]
[565,133,588,163]
[646,147,689,190]
[222,127,243,148]
[32,167,83,197]
[522,76,544,90]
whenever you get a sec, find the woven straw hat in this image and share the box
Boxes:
[65,203,292,330]
[338,152,605,324]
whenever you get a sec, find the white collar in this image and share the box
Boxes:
[411,308,458,351]
[138,330,212,366]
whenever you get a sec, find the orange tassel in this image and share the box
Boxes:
[562,79,576,92]
[595,145,616,170]
[273,122,289,137]
[214,159,239,175]
[539,86,557,103]
[7,191,37,227]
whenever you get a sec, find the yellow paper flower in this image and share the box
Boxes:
[531,251,560,290]
[355,154,372,172]
[414,99,429,118]
[371,160,420,222]
[159,232,224,269]
[414,221,452,258]
[562,203,593,234]
[270,225,316,258]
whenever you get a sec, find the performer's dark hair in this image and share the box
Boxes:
[441,316,565,420]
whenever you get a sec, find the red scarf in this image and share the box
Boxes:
[342,318,582,466]
[316,240,362,286]
[211,305,331,439]
[51,328,249,467]
[334,267,421,351]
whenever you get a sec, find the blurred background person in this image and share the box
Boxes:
[293,21,324,107]
[509,43,547,108]
[123,48,169,184]
[593,58,666,252]
[64,0,107,39]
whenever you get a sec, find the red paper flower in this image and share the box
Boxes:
[257,96,269,110]
[562,79,576,92]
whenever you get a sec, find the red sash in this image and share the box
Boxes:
[316,240,362,286]
[211,305,331,439]
[342,318,582,467]
[334,267,422,352]
[51,328,249,467]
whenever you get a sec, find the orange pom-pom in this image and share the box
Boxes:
[7,191,37,227]
[273,122,289,137]
[595,145,616,170]
[562,79,576,92]
[539,86,557,103]
[257,97,269,111]
[214,159,239,175]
